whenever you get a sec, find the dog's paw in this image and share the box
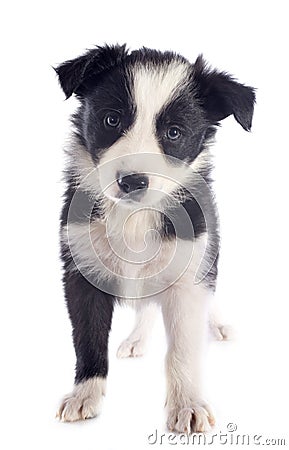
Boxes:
[167,402,215,434]
[210,322,233,341]
[56,377,105,423]
[117,338,146,358]
[57,394,99,422]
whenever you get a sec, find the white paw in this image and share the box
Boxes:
[117,338,146,358]
[56,377,106,422]
[210,322,233,341]
[57,394,99,422]
[167,402,215,434]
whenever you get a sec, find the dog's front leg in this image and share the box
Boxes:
[161,282,215,434]
[57,269,114,422]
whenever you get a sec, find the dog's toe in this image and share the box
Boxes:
[210,323,234,341]
[167,403,215,434]
[117,338,146,358]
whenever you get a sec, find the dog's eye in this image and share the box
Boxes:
[167,126,181,141]
[104,112,121,128]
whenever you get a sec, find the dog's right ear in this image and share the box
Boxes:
[54,44,128,99]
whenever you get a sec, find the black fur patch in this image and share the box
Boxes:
[156,86,209,163]
[71,66,136,159]
[61,250,115,383]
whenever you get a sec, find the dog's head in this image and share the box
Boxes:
[55,44,255,207]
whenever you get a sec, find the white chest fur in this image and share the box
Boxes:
[61,206,208,299]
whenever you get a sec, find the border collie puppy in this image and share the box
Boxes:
[55,44,255,433]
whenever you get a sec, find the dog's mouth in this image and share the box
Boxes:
[117,189,147,203]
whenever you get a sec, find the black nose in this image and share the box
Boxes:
[117,173,149,194]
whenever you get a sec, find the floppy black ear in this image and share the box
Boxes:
[54,44,128,99]
[193,55,256,131]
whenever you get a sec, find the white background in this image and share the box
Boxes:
[1,1,289,449]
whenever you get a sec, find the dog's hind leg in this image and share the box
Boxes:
[117,302,159,358]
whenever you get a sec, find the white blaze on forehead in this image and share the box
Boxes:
[131,61,190,132]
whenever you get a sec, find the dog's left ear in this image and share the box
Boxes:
[193,55,256,131]
[54,44,128,99]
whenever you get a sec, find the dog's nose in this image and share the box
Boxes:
[117,173,149,194]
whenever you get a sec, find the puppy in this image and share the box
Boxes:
[55,44,255,433]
